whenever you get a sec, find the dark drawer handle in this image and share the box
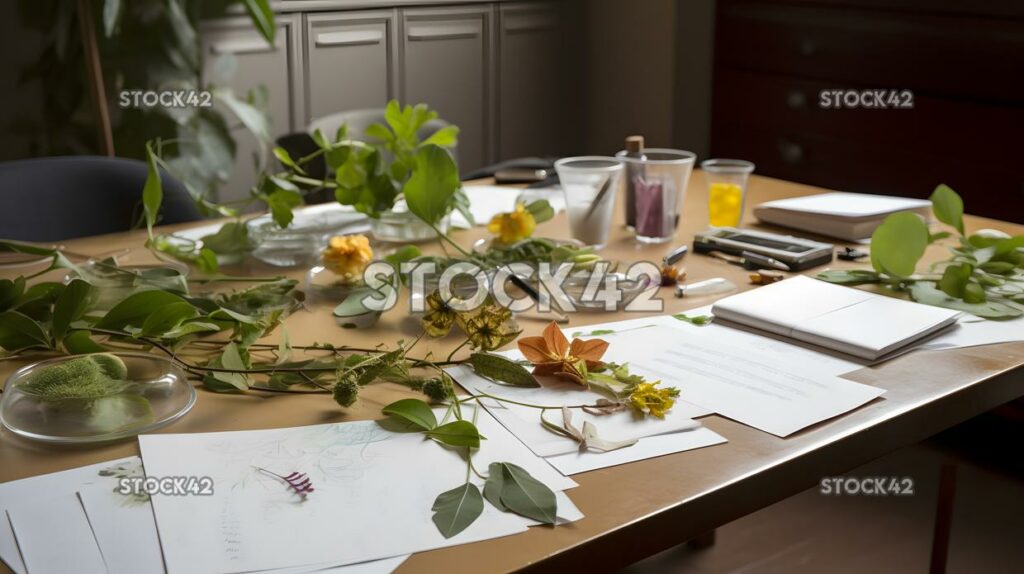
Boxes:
[786,90,807,110]
[778,139,804,164]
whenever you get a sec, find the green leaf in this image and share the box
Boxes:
[870,212,929,277]
[101,0,121,37]
[51,279,97,341]
[0,277,26,311]
[203,342,250,392]
[161,320,222,340]
[469,353,539,387]
[421,125,459,148]
[431,483,484,539]
[140,302,199,337]
[381,398,437,430]
[671,313,712,326]
[96,290,187,331]
[0,241,78,277]
[241,0,276,45]
[909,282,1022,319]
[938,263,973,298]
[364,122,393,143]
[63,330,106,354]
[88,395,154,433]
[215,89,271,144]
[200,222,252,255]
[384,245,422,269]
[267,188,302,228]
[403,144,460,226]
[963,282,986,304]
[930,184,964,236]
[525,199,554,224]
[273,147,304,174]
[489,462,557,524]
[816,269,883,285]
[427,420,483,448]
[142,142,163,236]
[483,466,506,511]
[0,310,50,351]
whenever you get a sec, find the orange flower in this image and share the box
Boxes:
[517,322,608,386]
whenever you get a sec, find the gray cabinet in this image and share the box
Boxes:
[498,2,568,160]
[400,5,495,172]
[304,10,398,125]
[201,13,303,202]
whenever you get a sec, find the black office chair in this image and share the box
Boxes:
[0,156,202,242]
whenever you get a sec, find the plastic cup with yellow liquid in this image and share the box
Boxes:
[702,159,755,227]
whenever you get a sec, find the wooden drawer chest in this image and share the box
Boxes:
[710,0,1024,221]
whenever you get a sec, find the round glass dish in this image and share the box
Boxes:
[0,353,196,444]
[66,260,189,310]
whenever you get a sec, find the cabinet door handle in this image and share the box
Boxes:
[315,30,384,47]
[786,90,807,110]
[407,23,480,41]
[778,139,804,164]
[210,39,277,55]
[504,12,557,33]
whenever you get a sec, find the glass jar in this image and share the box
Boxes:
[369,208,450,243]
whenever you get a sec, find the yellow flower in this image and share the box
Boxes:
[421,290,458,337]
[322,235,373,283]
[456,298,521,351]
[488,203,536,243]
[628,382,680,418]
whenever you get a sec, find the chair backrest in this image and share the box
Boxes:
[0,156,202,242]
[307,108,456,161]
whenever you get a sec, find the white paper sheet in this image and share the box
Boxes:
[0,456,141,574]
[447,348,707,458]
[918,314,1024,351]
[139,406,579,574]
[78,483,165,574]
[546,427,727,475]
[621,324,885,436]
[7,493,107,574]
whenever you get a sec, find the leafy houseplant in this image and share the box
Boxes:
[818,184,1024,319]
[287,99,467,240]
[15,0,276,210]
[141,100,466,270]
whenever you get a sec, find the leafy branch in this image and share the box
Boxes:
[817,184,1024,319]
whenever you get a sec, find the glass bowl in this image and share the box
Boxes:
[66,260,189,310]
[0,353,196,444]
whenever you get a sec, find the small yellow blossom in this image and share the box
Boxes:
[487,203,536,244]
[422,290,458,337]
[628,382,680,418]
[457,298,521,351]
[322,235,373,283]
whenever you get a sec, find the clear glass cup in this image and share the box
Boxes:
[615,148,696,244]
[702,158,755,228]
[554,156,624,249]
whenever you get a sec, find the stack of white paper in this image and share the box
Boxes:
[712,276,960,360]
[1,406,577,574]
[753,192,932,241]
[0,457,411,574]
[138,406,580,574]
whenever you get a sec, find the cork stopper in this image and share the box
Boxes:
[625,135,644,153]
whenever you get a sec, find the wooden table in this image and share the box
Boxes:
[2,173,1023,573]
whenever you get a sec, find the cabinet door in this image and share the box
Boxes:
[400,5,493,172]
[305,10,398,126]
[498,2,568,160]
[201,14,303,202]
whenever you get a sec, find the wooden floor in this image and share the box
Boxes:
[622,414,1024,574]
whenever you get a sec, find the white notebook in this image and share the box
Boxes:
[711,276,960,360]
[754,192,931,241]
